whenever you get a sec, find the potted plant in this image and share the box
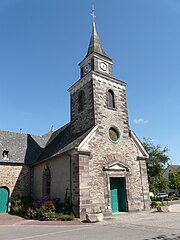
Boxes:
[86,209,103,223]
[156,202,170,212]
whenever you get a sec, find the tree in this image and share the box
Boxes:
[142,138,170,194]
[168,170,180,196]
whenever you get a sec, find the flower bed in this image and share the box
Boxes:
[10,195,74,221]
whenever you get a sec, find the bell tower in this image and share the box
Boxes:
[69,8,129,137]
[79,22,113,79]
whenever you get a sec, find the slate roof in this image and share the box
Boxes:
[166,165,180,171]
[0,130,51,165]
[0,123,93,166]
[162,164,180,175]
[83,23,111,61]
[35,123,94,164]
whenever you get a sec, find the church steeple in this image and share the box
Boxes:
[80,6,113,78]
[83,5,111,61]
[69,6,128,136]
[84,23,110,60]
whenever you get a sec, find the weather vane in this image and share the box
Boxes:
[91,2,96,26]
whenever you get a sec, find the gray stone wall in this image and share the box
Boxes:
[138,159,151,209]
[70,79,94,134]
[92,74,129,137]
[88,136,148,212]
[93,56,113,77]
[71,153,91,218]
[71,154,80,216]
[0,164,30,202]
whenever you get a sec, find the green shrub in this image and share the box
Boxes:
[31,208,45,221]
[59,214,75,221]
[151,201,158,208]
[10,196,33,217]
[10,195,75,221]
[62,188,73,215]
[150,196,162,201]
[158,202,168,206]
[172,197,180,200]
[164,196,170,201]
[46,211,59,219]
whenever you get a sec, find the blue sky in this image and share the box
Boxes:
[0,0,179,164]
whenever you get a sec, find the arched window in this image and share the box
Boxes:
[42,166,51,196]
[78,90,85,112]
[107,89,115,109]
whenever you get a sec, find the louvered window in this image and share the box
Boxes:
[107,89,115,109]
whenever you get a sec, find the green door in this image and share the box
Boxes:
[110,177,128,213]
[0,187,9,213]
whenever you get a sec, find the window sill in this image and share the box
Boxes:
[107,106,117,111]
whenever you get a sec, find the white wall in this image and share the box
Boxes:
[32,153,71,202]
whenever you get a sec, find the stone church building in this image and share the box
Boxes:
[0,22,150,217]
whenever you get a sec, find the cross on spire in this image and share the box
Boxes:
[91,3,96,27]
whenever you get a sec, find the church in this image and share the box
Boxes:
[0,17,150,217]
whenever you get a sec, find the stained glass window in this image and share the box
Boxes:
[109,127,120,142]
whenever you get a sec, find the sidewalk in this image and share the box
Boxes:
[169,204,180,212]
[1,207,180,228]
[0,213,82,226]
[0,213,25,225]
[102,210,180,231]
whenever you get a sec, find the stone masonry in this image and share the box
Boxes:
[0,164,30,202]
[70,76,94,134]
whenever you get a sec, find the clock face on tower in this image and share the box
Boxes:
[99,61,108,72]
[83,62,91,75]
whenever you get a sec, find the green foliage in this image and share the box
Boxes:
[168,170,180,194]
[59,213,75,221]
[158,201,168,206]
[150,196,160,202]
[10,195,75,221]
[150,196,179,202]
[171,197,180,200]
[151,201,158,208]
[30,208,45,221]
[151,199,170,209]
[61,188,73,215]
[148,175,168,194]
[142,138,170,193]
[90,209,102,214]
[10,196,33,217]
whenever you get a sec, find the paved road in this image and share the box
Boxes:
[0,211,180,240]
[169,200,180,205]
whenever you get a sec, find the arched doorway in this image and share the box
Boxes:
[0,187,9,213]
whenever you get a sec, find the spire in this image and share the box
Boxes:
[84,5,110,60]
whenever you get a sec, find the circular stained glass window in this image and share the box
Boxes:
[109,127,120,142]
